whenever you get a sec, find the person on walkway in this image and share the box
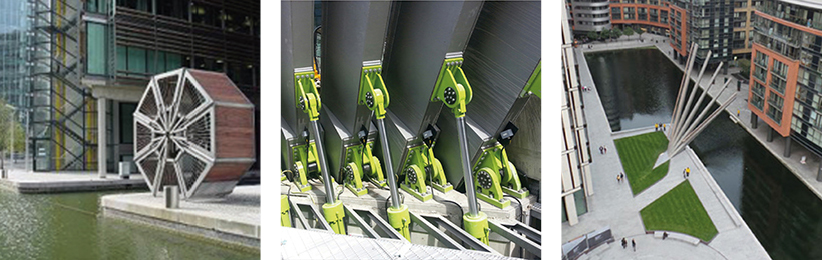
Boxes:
[737,109,740,117]
[620,172,625,182]
[663,231,668,240]
[655,123,659,131]
[603,146,607,154]
[632,239,636,252]
[662,123,666,131]
[801,156,807,165]
[622,238,627,249]
[617,174,620,183]
[599,146,603,154]
[686,167,690,178]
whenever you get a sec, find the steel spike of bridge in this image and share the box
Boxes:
[664,43,738,161]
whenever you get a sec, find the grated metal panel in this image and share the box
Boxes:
[282,228,522,260]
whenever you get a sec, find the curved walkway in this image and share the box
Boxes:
[562,36,770,260]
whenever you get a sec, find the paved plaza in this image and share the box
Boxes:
[562,36,770,259]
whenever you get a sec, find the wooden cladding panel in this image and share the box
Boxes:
[214,105,255,159]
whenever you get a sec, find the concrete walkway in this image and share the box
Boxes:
[0,169,146,193]
[102,185,260,248]
[562,37,770,259]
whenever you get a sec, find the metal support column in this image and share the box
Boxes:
[784,136,791,157]
[751,113,758,129]
[767,127,774,142]
[98,97,107,178]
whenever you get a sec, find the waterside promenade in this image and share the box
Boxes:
[562,36,770,259]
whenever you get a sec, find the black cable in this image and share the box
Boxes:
[436,199,465,225]
[504,194,523,222]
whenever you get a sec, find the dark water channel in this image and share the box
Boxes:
[0,190,258,259]
[587,48,822,259]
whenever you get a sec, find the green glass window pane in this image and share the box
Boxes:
[127,47,146,74]
[87,0,108,13]
[166,53,182,71]
[86,23,107,75]
[147,50,156,74]
[116,45,127,74]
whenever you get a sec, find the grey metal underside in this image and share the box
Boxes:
[435,1,542,185]
[318,2,392,180]
[381,1,464,136]
[281,1,315,136]
[320,1,391,134]
[379,1,480,173]
[505,96,541,180]
[281,227,521,260]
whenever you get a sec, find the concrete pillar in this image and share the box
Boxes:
[98,97,107,179]
[767,127,774,142]
[784,136,791,157]
[751,113,758,129]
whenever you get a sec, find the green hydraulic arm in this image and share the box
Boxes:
[295,70,346,235]
[431,56,489,245]
[342,65,390,196]
[281,195,292,227]
[360,64,411,240]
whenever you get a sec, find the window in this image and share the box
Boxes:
[767,92,784,123]
[119,103,137,144]
[86,23,107,75]
[86,0,108,13]
[191,3,220,28]
[117,0,151,13]
[751,92,765,110]
[156,0,188,20]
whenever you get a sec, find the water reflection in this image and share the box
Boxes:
[0,191,258,259]
[586,49,682,131]
[588,48,822,259]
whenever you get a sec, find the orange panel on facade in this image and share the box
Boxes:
[749,43,798,137]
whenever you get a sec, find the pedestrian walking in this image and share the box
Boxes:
[599,146,603,154]
[686,167,690,178]
[655,123,659,131]
[737,109,740,117]
[617,174,620,183]
[632,239,636,252]
[663,232,668,240]
[604,146,607,154]
[620,172,625,182]
[663,123,666,131]
[622,238,627,249]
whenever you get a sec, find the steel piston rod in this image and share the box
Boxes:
[310,120,336,204]
[456,117,479,216]
[377,118,401,209]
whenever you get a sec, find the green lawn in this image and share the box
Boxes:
[614,131,669,194]
[640,180,718,242]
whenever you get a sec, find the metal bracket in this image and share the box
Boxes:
[343,141,386,196]
[400,144,452,201]
[432,57,473,118]
[295,70,321,121]
[291,141,319,192]
[359,65,390,119]
[519,61,541,98]
[473,144,528,209]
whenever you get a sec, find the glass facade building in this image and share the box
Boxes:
[24,0,260,172]
[748,0,822,156]
[0,0,29,109]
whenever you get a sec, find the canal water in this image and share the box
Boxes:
[587,48,822,260]
[0,190,258,259]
